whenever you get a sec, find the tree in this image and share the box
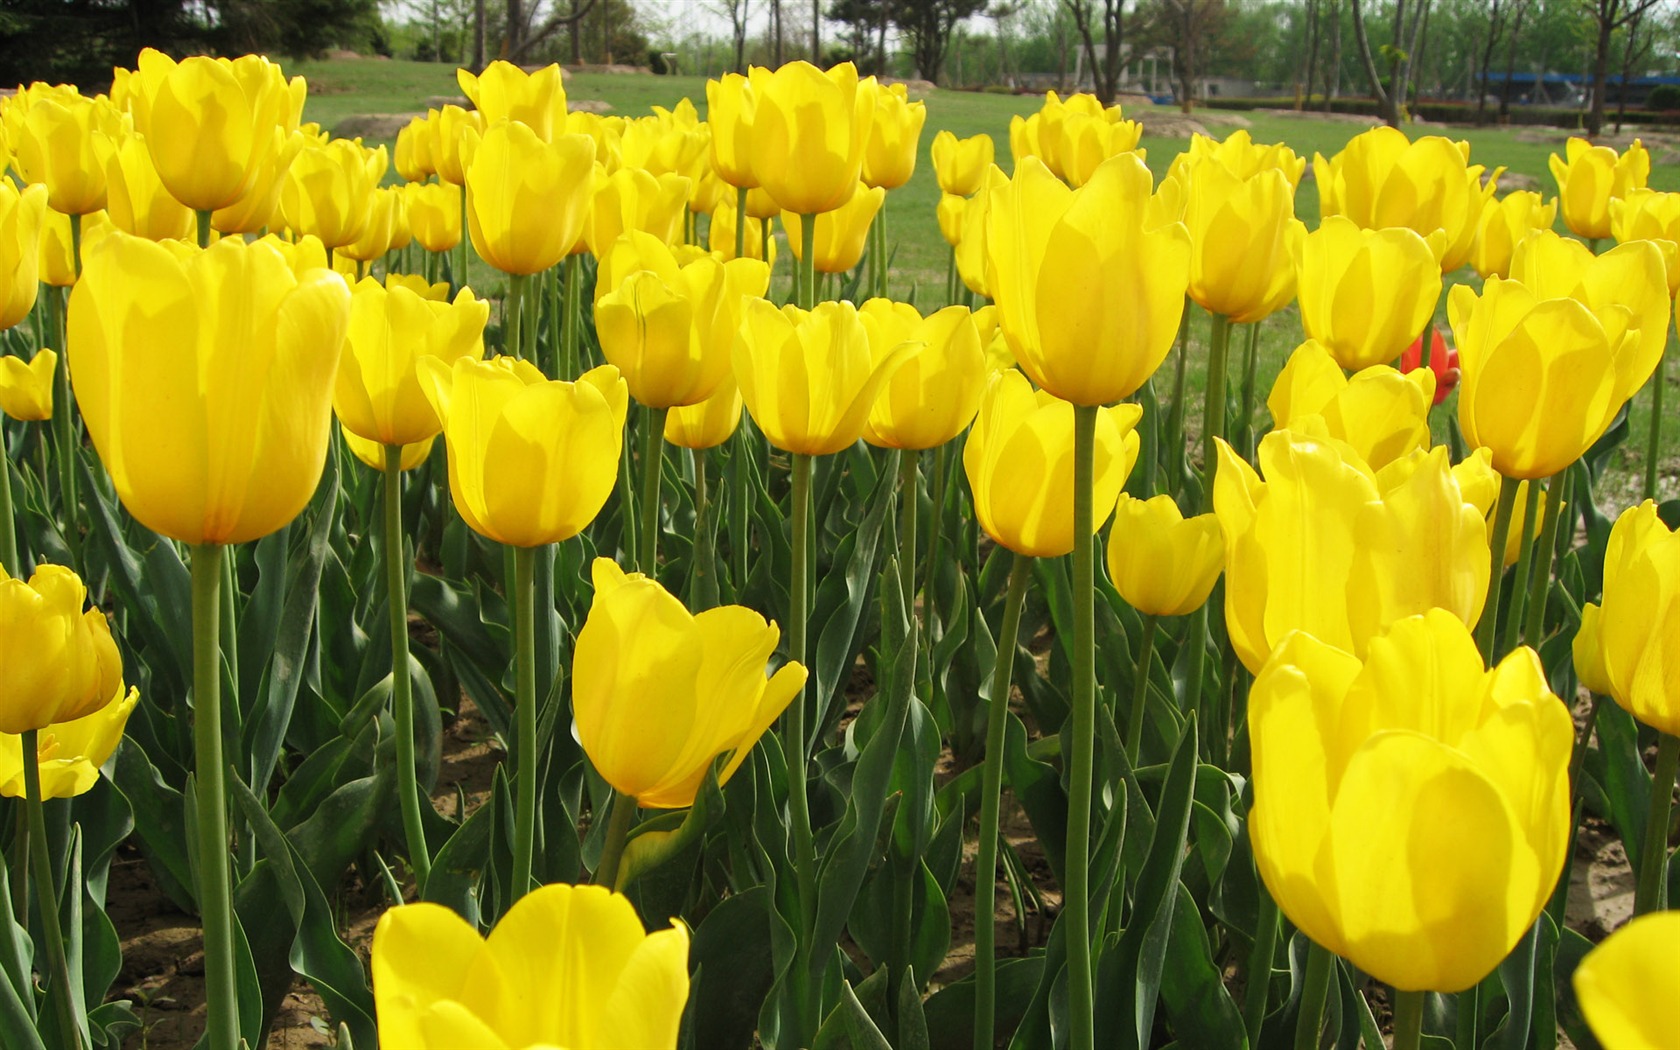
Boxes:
[1062,0,1126,103]
[1349,0,1432,125]
[712,0,754,70]
[1582,0,1662,134]
[893,0,988,81]
[1134,0,1235,113]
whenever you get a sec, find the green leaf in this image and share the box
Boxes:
[921,956,1044,1050]
[1157,886,1247,1048]
[685,887,777,1050]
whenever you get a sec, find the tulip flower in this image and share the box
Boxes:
[1490,479,1552,569]
[1175,157,1305,324]
[931,130,994,197]
[747,61,876,216]
[105,134,195,242]
[1314,126,1497,272]
[858,299,984,451]
[0,180,46,330]
[620,101,710,183]
[1550,136,1649,241]
[1295,216,1442,371]
[1581,501,1680,737]
[861,84,926,191]
[1507,232,1670,381]
[281,138,382,253]
[955,164,1008,298]
[585,167,689,255]
[1106,495,1222,618]
[1169,129,1306,188]
[1468,190,1556,280]
[9,85,121,216]
[936,193,966,247]
[1249,610,1571,993]
[664,373,743,450]
[462,120,595,276]
[1573,910,1680,1049]
[1572,603,1617,698]
[707,73,759,190]
[574,558,806,808]
[985,153,1190,406]
[422,358,627,548]
[338,184,402,266]
[405,181,463,254]
[211,128,304,236]
[1398,328,1460,406]
[126,48,302,213]
[0,563,123,735]
[1611,189,1680,296]
[393,116,436,182]
[1266,341,1434,470]
[39,207,112,287]
[706,196,775,266]
[432,105,484,187]
[373,883,690,1049]
[962,370,1140,559]
[0,684,136,799]
[457,61,568,142]
[0,349,56,421]
[1052,110,1144,188]
[343,427,433,472]
[1214,429,1489,673]
[733,299,912,457]
[781,184,885,275]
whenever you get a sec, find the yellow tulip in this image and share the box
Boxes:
[0,180,46,329]
[463,120,595,276]
[281,138,382,252]
[1249,610,1571,993]
[39,208,113,288]
[1468,190,1556,281]
[1573,911,1680,1049]
[0,349,56,421]
[955,164,1008,297]
[458,61,567,142]
[1176,157,1304,323]
[1611,188,1680,296]
[420,358,627,547]
[67,232,351,546]
[595,236,768,409]
[1508,231,1670,382]
[781,183,885,274]
[405,181,462,254]
[1052,110,1144,189]
[339,185,402,265]
[936,193,966,247]
[573,558,805,808]
[344,427,433,473]
[664,373,743,450]
[1295,216,1442,371]
[1266,340,1433,471]
[971,304,1016,373]
[1449,275,1643,479]
[0,685,136,799]
[746,61,877,216]
[620,100,709,183]
[0,564,124,735]
[733,299,911,456]
[1549,136,1649,241]
[335,277,488,447]
[930,130,994,197]
[1009,111,1047,173]
[126,49,301,212]
[985,153,1190,406]
[963,370,1139,558]
[585,167,689,256]
[706,73,759,189]
[1572,602,1616,697]
[1214,429,1489,672]
[372,882,690,1049]
[105,134,194,242]
[1169,130,1306,188]
[1314,126,1497,272]
[706,196,776,266]
[743,185,780,220]
[1580,501,1680,736]
[211,128,304,236]
[861,86,926,190]
[432,105,484,187]
[9,85,120,215]
[1106,494,1223,617]
[858,299,984,450]
[393,116,436,182]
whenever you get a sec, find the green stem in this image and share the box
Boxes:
[1068,403,1098,1050]
[596,791,637,890]
[512,544,538,896]
[546,265,562,377]
[1126,615,1159,765]
[1242,882,1278,1049]
[1644,329,1667,501]
[1200,312,1232,514]
[0,422,16,576]
[875,206,889,299]
[974,551,1032,1050]
[1238,320,1261,461]
[195,209,211,250]
[506,273,525,359]
[1477,476,1521,666]
[23,730,82,1050]
[562,254,581,379]
[799,214,816,311]
[729,426,751,594]
[385,446,431,888]
[1137,378,1159,496]
[639,407,668,576]
[1293,940,1333,1050]
[49,287,78,574]
[10,810,26,933]
[761,220,772,276]
[192,543,239,1050]
[734,186,748,263]
[1392,989,1425,1050]
[1499,479,1542,660]
[945,244,957,309]
[457,186,470,294]
[787,451,817,1043]
[898,451,918,614]
[1635,732,1678,915]
[692,449,718,610]
[921,444,948,626]
[1457,984,1479,1050]
[1166,296,1192,493]
[1522,469,1569,646]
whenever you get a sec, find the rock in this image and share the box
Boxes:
[1136,112,1208,138]
[332,113,421,141]
[568,98,614,114]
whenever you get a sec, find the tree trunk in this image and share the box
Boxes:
[1586,2,1615,136]
[811,0,820,63]
[1101,0,1123,104]
[772,0,782,65]
[1304,0,1321,108]
[473,0,486,69]
[1350,0,1397,123]
[1329,0,1343,104]
[1475,0,1502,125]
[1499,0,1524,119]
[1176,0,1194,113]
[876,2,888,75]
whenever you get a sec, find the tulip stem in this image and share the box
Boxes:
[1499,479,1542,660]
[1293,940,1333,1050]
[457,190,470,295]
[1166,296,1192,493]
[922,444,948,628]
[1067,403,1098,1050]
[728,425,751,595]
[562,255,581,379]
[945,245,957,309]
[897,451,918,613]
[1238,321,1261,461]
[1242,881,1278,1048]
[23,730,82,1050]
[506,274,526,360]
[596,792,637,890]
[48,288,78,574]
[1127,615,1159,765]
[1457,984,1478,1050]
[512,543,538,897]
[1391,989,1425,1050]
[1201,312,1232,514]
[195,209,211,250]
[734,187,748,263]
[639,407,668,576]
[1643,332,1667,501]
[0,422,17,577]
[1635,731,1679,915]
[192,543,240,1050]
[384,446,432,889]
[692,449,718,610]
[1522,469,1569,647]
[975,551,1032,1050]
[1477,476,1520,666]
[798,215,816,311]
[786,451,819,1043]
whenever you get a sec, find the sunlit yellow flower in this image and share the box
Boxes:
[1468,191,1556,280]
[746,61,876,216]
[9,84,120,215]
[1508,231,1671,385]
[1550,136,1649,241]
[936,193,966,247]
[0,180,46,328]
[861,84,926,190]
[0,685,136,799]
[706,73,759,189]
[1106,494,1223,617]
[336,277,488,447]
[281,138,383,252]
[458,61,568,142]
[1573,910,1680,1049]
[781,183,884,274]
[858,299,984,450]
[38,207,112,287]
[211,128,304,236]
[104,133,194,241]
[1051,108,1144,188]
[393,116,436,182]
[620,100,709,183]
[0,564,124,735]
[1295,216,1442,371]
[585,167,689,256]
[432,105,484,187]
[0,349,56,421]
[1579,501,1680,736]
[405,181,463,254]
[1174,155,1304,323]
[931,131,993,198]
[338,185,402,265]
[1169,129,1306,188]
[955,165,1008,297]
[1266,340,1434,470]
[462,120,595,275]
[1611,188,1680,296]
[664,373,743,450]
[706,196,775,266]
[343,427,434,473]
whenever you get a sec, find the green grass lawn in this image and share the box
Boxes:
[292,56,1680,506]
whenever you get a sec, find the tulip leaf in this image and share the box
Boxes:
[1003,711,1069,887]
[409,571,515,738]
[1157,882,1247,1049]
[111,740,196,911]
[420,788,495,925]
[1583,700,1650,872]
[921,956,1044,1050]
[811,452,896,740]
[684,886,777,1050]
[1485,916,1540,1050]
[0,941,47,1050]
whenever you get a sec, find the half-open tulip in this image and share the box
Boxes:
[1573,910,1680,1048]
[432,105,484,187]
[781,183,884,274]
[1550,136,1649,241]
[1508,231,1670,379]
[585,167,689,255]
[335,277,488,447]
[0,350,55,421]
[405,181,463,253]
[746,61,876,216]
[105,134,194,241]
[393,117,436,182]
[1469,190,1556,280]
[859,300,984,450]
[1169,129,1306,187]
[931,130,993,197]
[211,128,303,235]
[373,882,690,1049]
[1295,216,1442,371]
[1106,494,1223,617]
[462,120,595,275]
[0,685,136,799]
[0,564,124,734]
[1612,189,1680,296]
[955,165,1008,297]
[1266,340,1433,470]
[1579,501,1680,735]
[10,86,120,215]
[664,373,743,450]
[420,358,627,547]
[1176,156,1304,323]
[985,153,1189,406]
[574,558,806,808]
[1249,610,1570,993]
[707,73,759,189]
[861,84,926,190]
[963,370,1140,558]
[457,61,567,142]
[281,138,381,252]
[67,232,351,545]
[0,180,46,329]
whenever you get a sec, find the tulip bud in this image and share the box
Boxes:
[0,563,125,734]
[0,349,56,421]
[859,299,985,451]
[1106,494,1223,617]
[930,130,993,198]
[1295,216,1442,371]
[1549,136,1649,241]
